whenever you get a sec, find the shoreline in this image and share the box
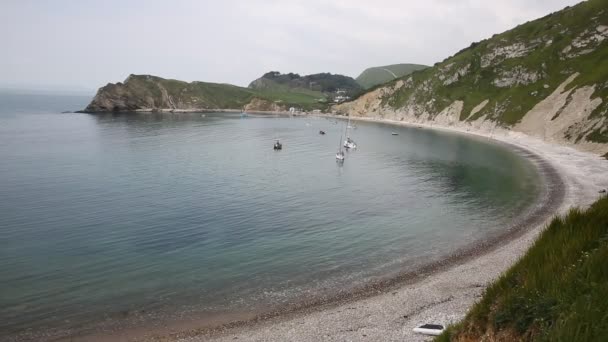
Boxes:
[15,113,608,342]
[173,115,608,342]
[76,108,304,115]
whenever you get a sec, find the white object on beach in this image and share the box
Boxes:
[413,323,445,336]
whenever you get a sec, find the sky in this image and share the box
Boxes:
[1,0,582,92]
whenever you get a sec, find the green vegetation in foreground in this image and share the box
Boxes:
[372,0,608,142]
[436,195,608,342]
[355,63,429,89]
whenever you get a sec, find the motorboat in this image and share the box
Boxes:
[319,130,326,135]
[273,140,282,150]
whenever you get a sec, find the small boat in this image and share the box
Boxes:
[391,132,399,135]
[343,115,357,149]
[344,137,357,149]
[319,130,326,135]
[273,140,282,150]
[335,150,345,161]
[336,125,346,162]
[413,324,445,336]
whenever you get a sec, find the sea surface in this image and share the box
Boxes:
[0,93,542,338]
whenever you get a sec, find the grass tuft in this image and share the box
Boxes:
[436,195,608,341]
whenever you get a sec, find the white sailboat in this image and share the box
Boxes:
[336,123,345,162]
[343,115,357,149]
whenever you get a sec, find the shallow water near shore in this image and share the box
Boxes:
[0,94,542,340]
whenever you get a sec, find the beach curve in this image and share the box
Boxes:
[133,116,608,342]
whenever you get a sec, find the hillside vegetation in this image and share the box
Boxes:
[355,63,428,89]
[83,74,328,113]
[335,0,608,154]
[248,71,363,97]
[437,195,608,341]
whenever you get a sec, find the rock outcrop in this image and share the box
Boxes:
[243,98,286,112]
[83,75,256,112]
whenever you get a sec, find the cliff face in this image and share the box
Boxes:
[334,0,608,155]
[84,75,256,112]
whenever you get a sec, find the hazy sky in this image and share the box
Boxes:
[1,0,581,91]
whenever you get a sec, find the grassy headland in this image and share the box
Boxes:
[83,74,331,113]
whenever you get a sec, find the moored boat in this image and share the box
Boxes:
[335,150,345,161]
[343,115,357,149]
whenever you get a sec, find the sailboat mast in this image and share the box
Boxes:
[345,114,350,138]
[338,127,344,153]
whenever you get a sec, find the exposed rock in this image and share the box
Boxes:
[493,66,541,87]
[468,100,489,119]
[442,64,471,86]
[243,98,286,112]
[84,74,255,112]
[481,42,535,68]
[562,25,608,58]
[515,73,605,152]
[433,101,464,126]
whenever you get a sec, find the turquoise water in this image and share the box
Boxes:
[0,94,541,338]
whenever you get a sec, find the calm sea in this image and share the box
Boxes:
[0,92,541,339]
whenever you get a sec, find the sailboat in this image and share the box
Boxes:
[336,123,345,162]
[343,115,357,149]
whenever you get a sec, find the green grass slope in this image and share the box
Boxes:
[249,71,363,97]
[437,195,608,342]
[355,63,428,89]
[360,0,608,144]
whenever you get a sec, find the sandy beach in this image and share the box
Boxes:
[165,116,608,342]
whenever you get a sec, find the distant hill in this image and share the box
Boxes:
[355,64,429,89]
[249,71,363,97]
[83,74,328,113]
